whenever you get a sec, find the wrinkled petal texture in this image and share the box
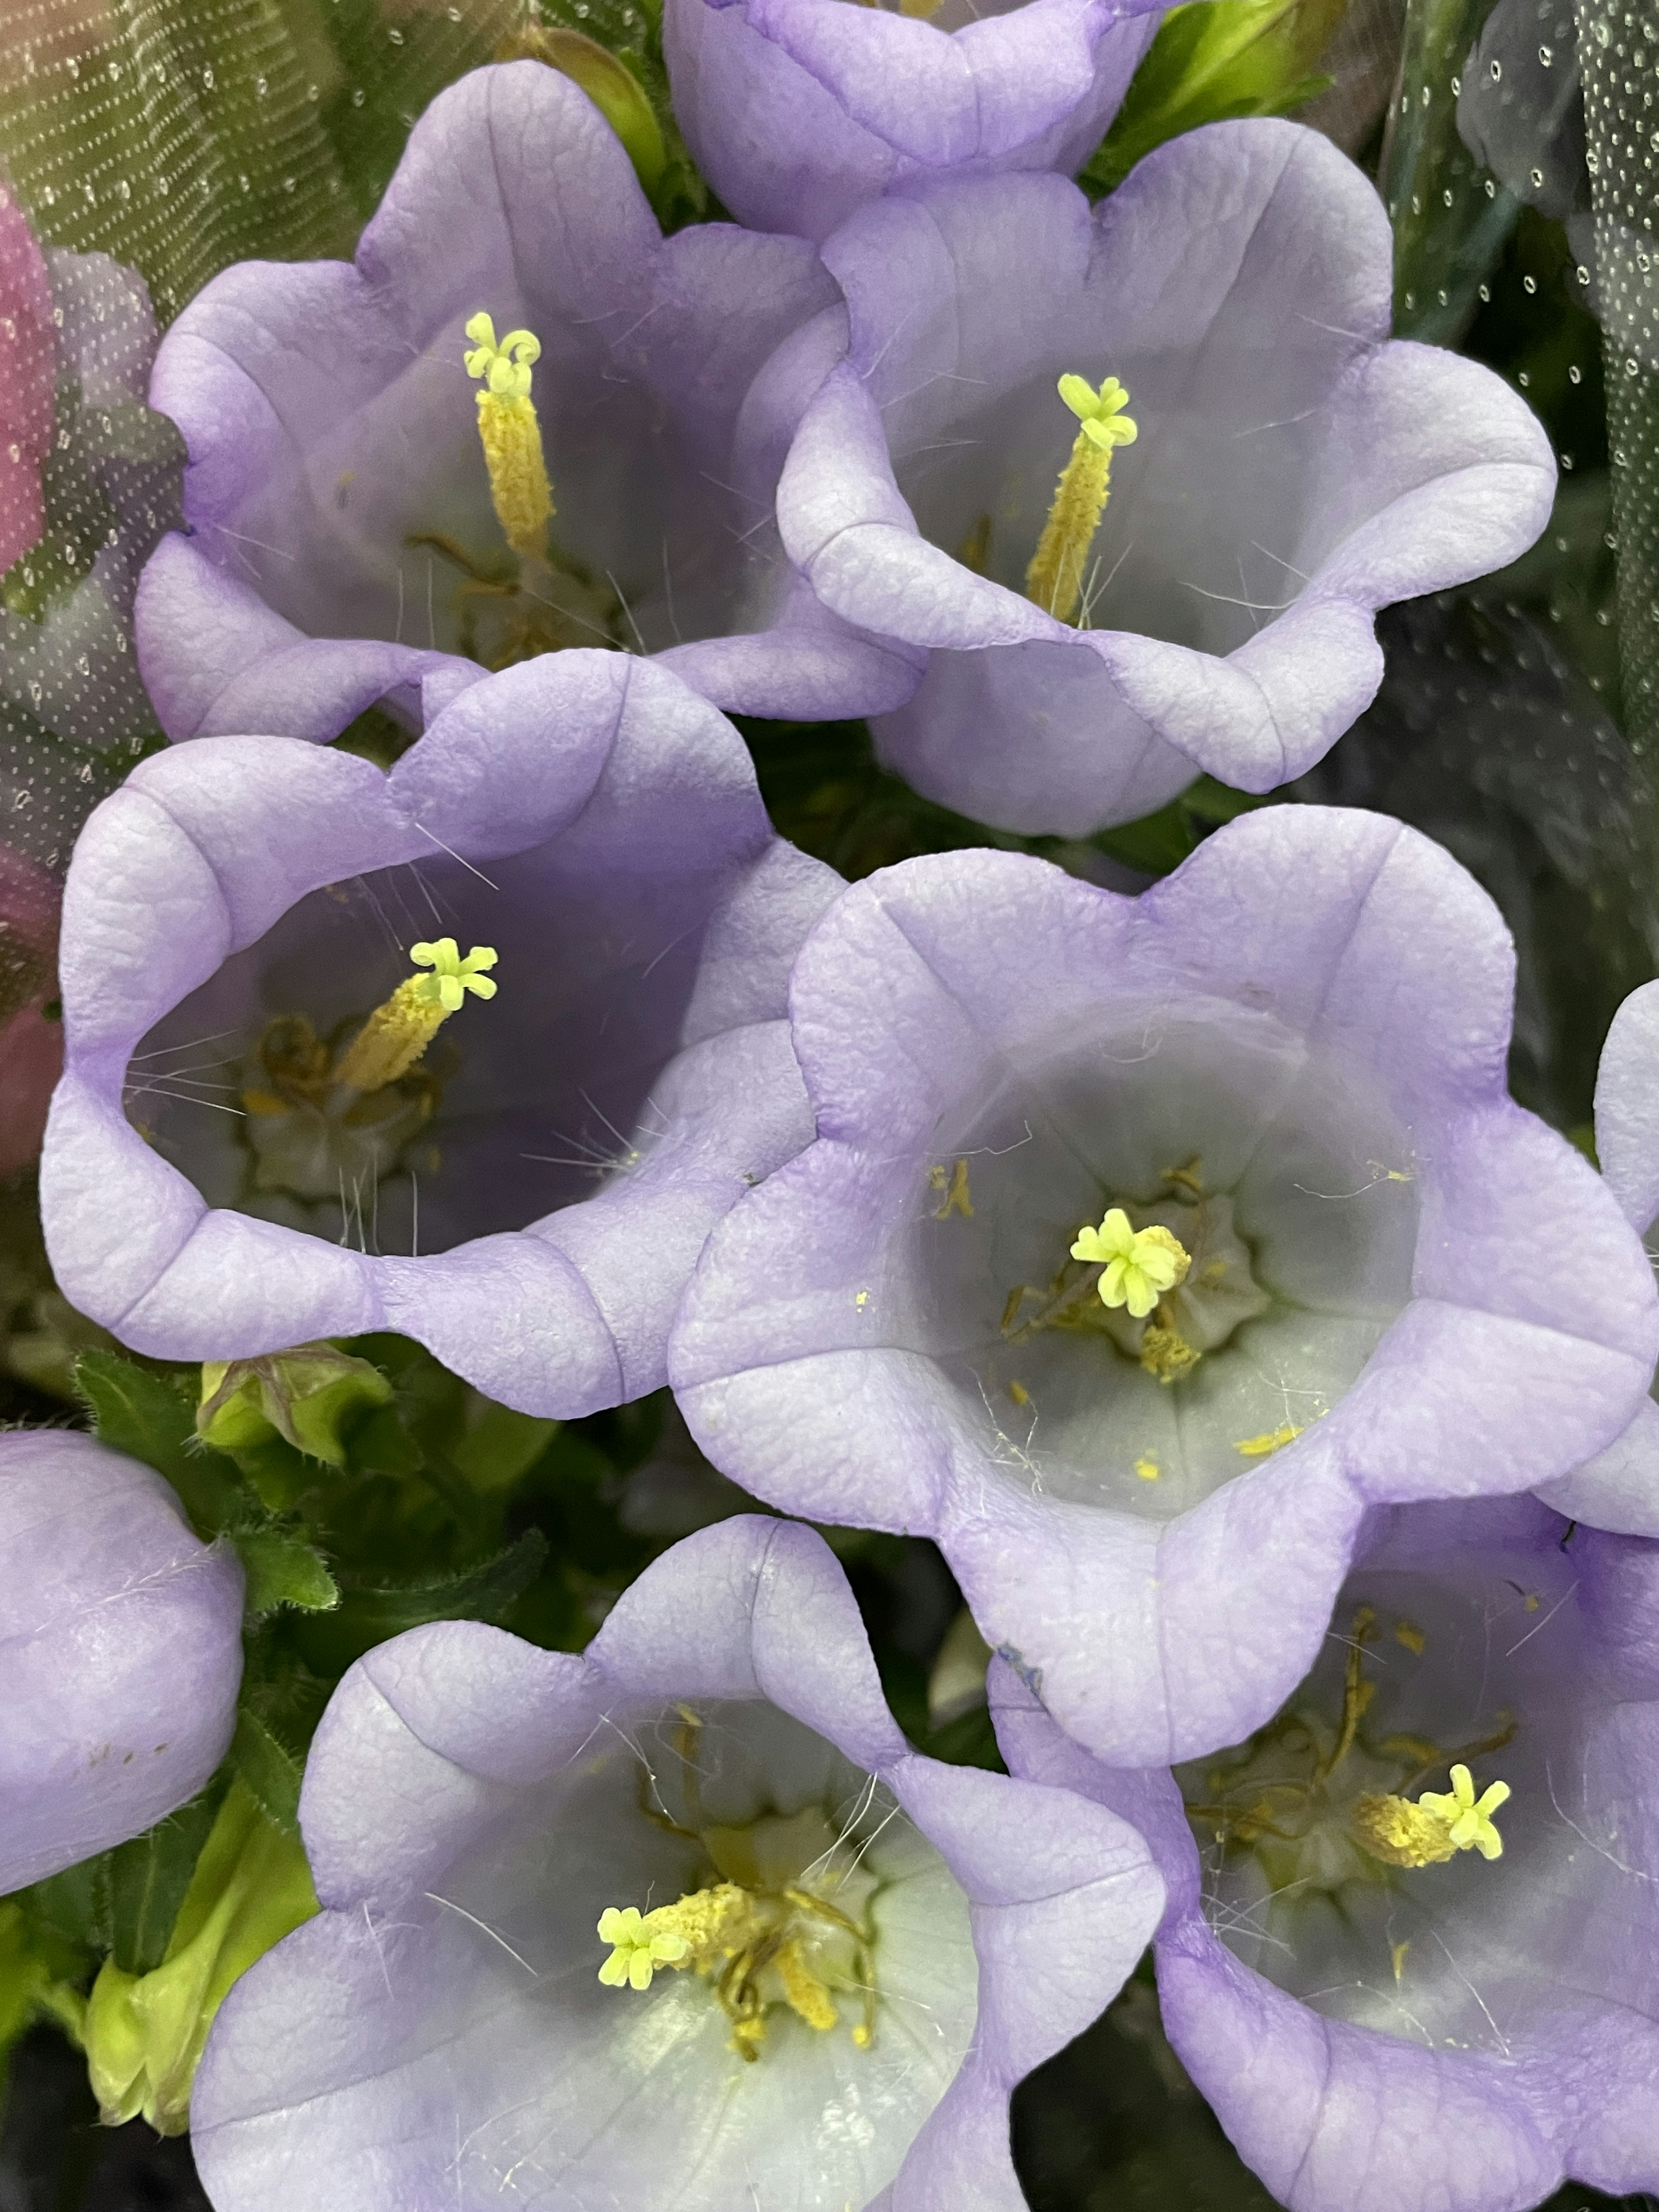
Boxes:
[0,1430,244,1892]
[41,654,840,1417]
[670,808,1657,1767]
[996,1496,1659,2212]
[192,1518,1163,2212]
[139,62,912,743]
[664,0,1163,243]
[774,121,1555,834]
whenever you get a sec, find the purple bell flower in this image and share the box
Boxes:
[669,807,1658,1766]
[663,0,1165,245]
[136,61,917,748]
[1532,976,1659,1535]
[189,1516,1164,2210]
[1000,1493,1659,2212]
[771,121,1556,835]
[41,653,839,1416]
[1,1429,244,1894]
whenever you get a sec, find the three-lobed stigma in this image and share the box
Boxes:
[1024,372,1138,626]
[331,939,499,1095]
[1071,1207,1190,1320]
[464,310,555,564]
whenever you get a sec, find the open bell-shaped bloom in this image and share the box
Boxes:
[41,653,839,1416]
[1,1429,244,1894]
[767,119,1555,836]
[1532,975,1659,1535]
[669,806,1658,1766]
[663,0,1165,245]
[189,1516,1164,2211]
[1000,1494,1659,2212]
[136,61,916,750]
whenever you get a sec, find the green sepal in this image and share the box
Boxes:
[228,1707,306,1837]
[83,1780,317,2136]
[19,1852,112,1957]
[512,25,667,201]
[107,1781,230,1978]
[450,1402,561,1495]
[232,1524,341,1623]
[289,1529,551,1676]
[197,1342,395,1467]
[1081,0,1346,196]
[73,1349,245,1538]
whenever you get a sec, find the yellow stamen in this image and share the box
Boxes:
[930,1159,974,1217]
[1234,1424,1303,1459]
[1023,373,1137,626]
[1133,1455,1160,1481]
[1394,1620,1426,1655]
[464,311,555,565]
[332,939,499,1093]
[1071,1206,1189,1319]
[1139,1323,1200,1384]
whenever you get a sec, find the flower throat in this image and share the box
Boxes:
[596,1709,880,2062]
[1184,1605,1516,1908]
[404,311,627,669]
[238,938,498,1215]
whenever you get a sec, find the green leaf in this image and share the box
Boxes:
[1082,0,1347,195]
[229,1707,306,1837]
[19,1854,111,1956]
[233,1525,341,1621]
[290,1529,551,1675]
[107,1783,229,1978]
[74,1350,244,1537]
[450,1402,560,1495]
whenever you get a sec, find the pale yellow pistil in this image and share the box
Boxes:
[1071,1206,1190,1320]
[1354,1763,1512,1869]
[464,311,555,566]
[331,938,499,1093]
[1023,373,1138,626]
[597,1877,873,2058]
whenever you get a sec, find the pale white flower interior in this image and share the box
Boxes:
[416,1696,977,2210]
[1174,1536,1646,2055]
[910,1004,1420,1519]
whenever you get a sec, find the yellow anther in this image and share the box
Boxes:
[1416,1764,1511,1859]
[1139,1322,1200,1385]
[1234,1424,1303,1459]
[1071,1207,1189,1320]
[1395,1620,1426,1655]
[1024,373,1138,626]
[930,1158,974,1218]
[596,1905,690,1991]
[464,309,555,564]
[1008,1380,1030,1406]
[775,1937,839,2032]
[1133,1456,1160,1482]
[331,940,499,1094]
